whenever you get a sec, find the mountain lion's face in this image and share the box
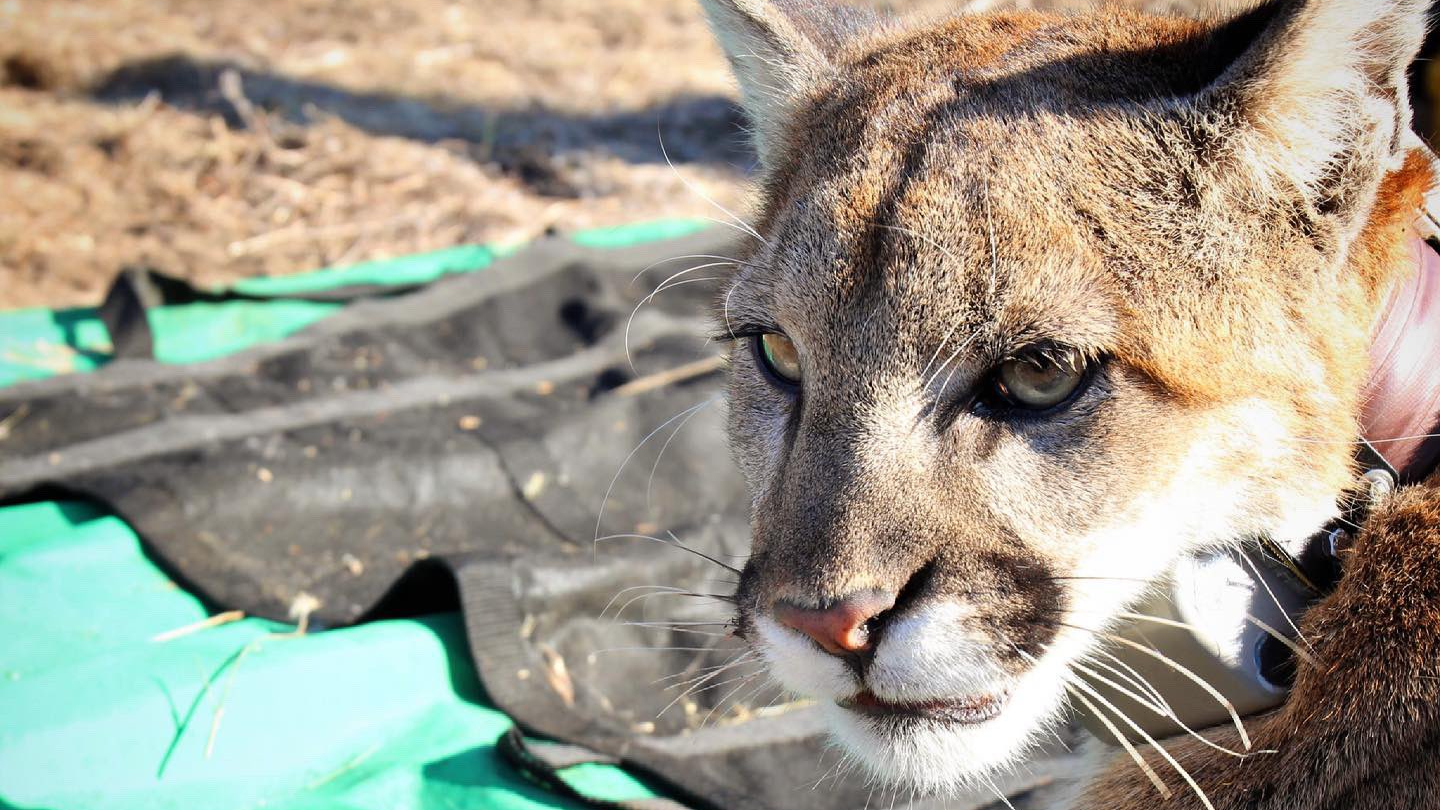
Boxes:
[703,0,1427,793]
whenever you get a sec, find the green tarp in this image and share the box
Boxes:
[0,220,708,810]
[0,218,706,387]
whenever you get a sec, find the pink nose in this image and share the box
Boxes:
[774,592,896,655]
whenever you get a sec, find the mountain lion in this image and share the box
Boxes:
[695,0,1440,806]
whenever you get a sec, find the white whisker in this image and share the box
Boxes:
[1067,674,1215,810]
[594,532,740,574]
[600,584,689,620]
[1235,552,1314,652]
[629,254,744,285]
[593,398,717,556]
[699,674,760,727]
[658,127,765,244]
[607,587,734,622]
[1065,682,1172,799]
[1073,661,1258,759]
[645,402,715,509]
[624,276,724,371]
[1071,624,1253,751]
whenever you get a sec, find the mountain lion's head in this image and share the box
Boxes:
[700,0,1430,793]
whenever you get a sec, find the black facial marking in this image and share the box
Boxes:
[969,549,1066,665]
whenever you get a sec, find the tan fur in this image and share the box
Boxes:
[697,0,1436,805]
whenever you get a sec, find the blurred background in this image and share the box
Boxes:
[0,0,1337,311]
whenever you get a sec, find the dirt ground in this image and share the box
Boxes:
[0,0,1406,309]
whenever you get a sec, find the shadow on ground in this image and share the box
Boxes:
[90,55,754,198]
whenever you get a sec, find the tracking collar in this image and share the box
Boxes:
[1359,233,1440,485]
[1291,220,1440,593]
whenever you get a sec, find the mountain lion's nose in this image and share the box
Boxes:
[774,591,897,655]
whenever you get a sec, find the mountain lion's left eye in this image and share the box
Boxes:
[992,348,1087,410]
[757,333,802,385]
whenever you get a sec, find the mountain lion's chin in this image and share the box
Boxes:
[822,669,1069,794]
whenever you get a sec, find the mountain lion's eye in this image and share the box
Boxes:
[992,348,1087,410]
[757,333,801,384]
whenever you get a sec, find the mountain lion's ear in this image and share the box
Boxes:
[699,0,871,167]
[1197,0,1429,236]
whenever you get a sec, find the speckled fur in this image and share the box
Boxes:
[698,0,1437,805]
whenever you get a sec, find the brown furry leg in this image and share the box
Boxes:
[1076,480,1440,810]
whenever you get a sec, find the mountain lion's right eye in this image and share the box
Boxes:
[756,333,801,385]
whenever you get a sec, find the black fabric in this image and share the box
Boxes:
[0,231,1080,810]
[99,268,160,360]
[497,728,692,810]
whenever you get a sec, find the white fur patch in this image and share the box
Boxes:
[754,615,858,698]
[866,602,1008,702]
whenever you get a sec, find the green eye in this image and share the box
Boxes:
[993,348,1087,410]
[757,333,802,384]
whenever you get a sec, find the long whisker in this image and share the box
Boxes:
[1062,622,1253,750]
[1292,431,1440,445]
[1116,609,1315,666]
[654,649,752,679]
[655,659,744,718]
[1235,552,1313,652]
[600,584,689,620]
[925,330,981,392]
[1064,682,1172,799]
[591,644,725,655]
[607,587,736,622]
[625,276,724,371]
[594,533,741,574]
[630,620,733,628]
[654,651,756,687]
[873,222,966,267]
[1042,575,1154,584]
[645,401,714,509]
[1072,661,1258,759]
[1068,673,1216,810]
[658,127,765,244]
[1089,648,1170,711]
[630,254,745,285]
[626,624,731,639]
[721,271,747,340]
[593,398,716,556]
[1245,612,1317,667]
[918,317,964,385]
[1072,660,1167,716]
[696,215,769,243]
[647,261,737,294]
[709,671,771,710]
[702,674,766,727]
[678,669,760,700]
[810,749,846,792]
[984,178,1000,304]
[979,772,1018,810]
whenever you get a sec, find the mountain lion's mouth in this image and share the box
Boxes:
[838,689,1010,725]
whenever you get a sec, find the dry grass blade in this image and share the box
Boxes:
[151,609,246,642]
